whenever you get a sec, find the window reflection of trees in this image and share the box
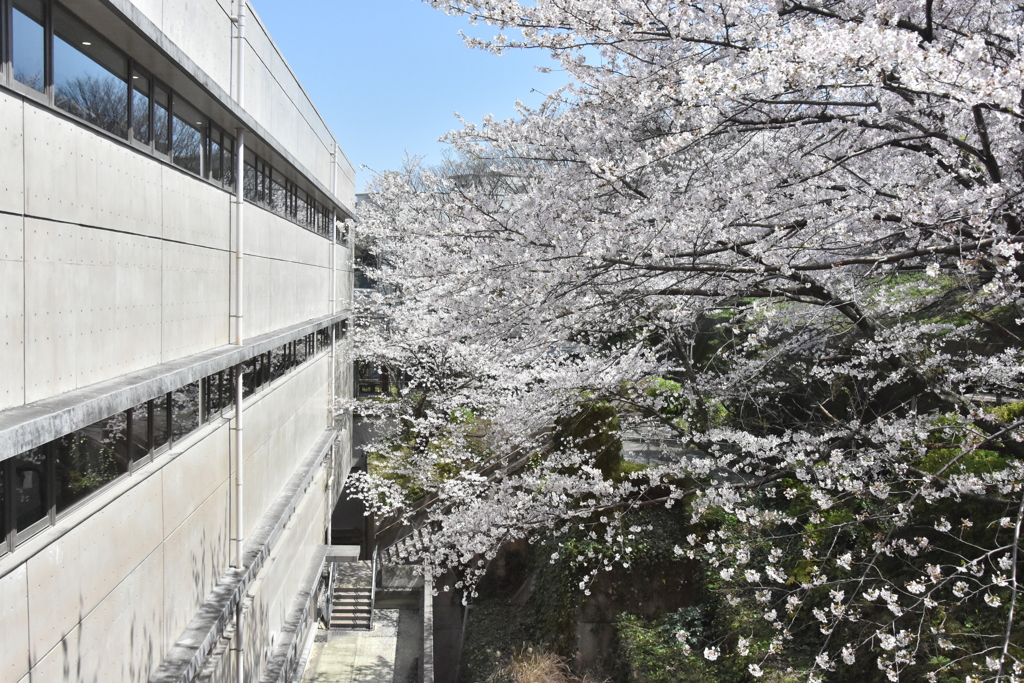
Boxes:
[14,70,43,91]
[172,117,202,174]
[55,414,127,512]
[55,75,128,138]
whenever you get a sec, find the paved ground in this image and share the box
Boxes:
[300,609,421,683]
[301,611,399,683]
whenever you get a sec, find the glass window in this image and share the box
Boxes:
[171,382,200,440]
[55,416,128,514]
[203,373,224,421]
[53,5,128,138]
[171,95,204,175]
[131,68,151,145]
[209,128,222,182]
[223,133,236,187]
[153,393,170,451]
[153,85,169,154]
[0,463,6,548]
[297,193,308,228]
[130,402,150,462]
[244,161,256,201]
[12,0,45,92]
[271,172,286,215]
[241,360,256,398]
[12,447,48,533]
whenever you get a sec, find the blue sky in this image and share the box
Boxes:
[251,0,568,191]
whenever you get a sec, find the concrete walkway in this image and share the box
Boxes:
[301,611,400,683]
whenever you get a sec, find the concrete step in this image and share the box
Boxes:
[332,605,371,614]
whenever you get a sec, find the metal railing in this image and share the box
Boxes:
[369,544,379,631]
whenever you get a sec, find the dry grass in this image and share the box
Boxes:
[485,649,606,683]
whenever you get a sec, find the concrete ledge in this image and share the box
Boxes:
[150,422,345,683]
[0,311,350,461]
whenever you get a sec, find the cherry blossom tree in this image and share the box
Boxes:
[352,0,1024,679]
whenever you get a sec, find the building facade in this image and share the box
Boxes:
[0,0,356,681]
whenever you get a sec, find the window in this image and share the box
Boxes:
[153,392,170,451]
[12,447,48,535]
[171,382,200,440]
[153,84,169,154]
[11,0,44,92]
[54,417,129,514]
[52,4,128,138]
[209,127,222,182]
[129,401,150,464]
[131,66,150,144]
[0,465,6,552]
[171,94,204,175]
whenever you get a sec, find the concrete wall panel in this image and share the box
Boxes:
[0,92,25,215]
[24,105,166,236]
[24,220,163,402]
[76,547,164,683]
[241,253,271,339]
[0,214,25,411]
[161,241,229,361]
[111,232,163,375]
[162,481,230,653]
[30,623,80,683]
[76,472,164,621]
[23,105,80,225]
[24,218,84,402]
[247,207,329,268]
[269,259,328,331]
[162,426,230,535]
[161,0,232,93]
[26,528,83,666]
[161,166,231,251]
[0,565,29,683]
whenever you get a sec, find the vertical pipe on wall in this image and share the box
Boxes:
[231,6,248,683]
[329,144,338,427]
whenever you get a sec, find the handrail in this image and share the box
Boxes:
[369,544,379,631]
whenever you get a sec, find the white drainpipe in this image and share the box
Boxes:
[231,4,247,683]
[330,145,338,426]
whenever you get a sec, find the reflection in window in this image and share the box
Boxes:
[12,448,47,533]
[271,172,285,214]
[53,6,128,138]
[132,69,151,144]
[154,86,170,155]
[209,128,222,182]
[54,419,127,514]
[172,96,204,175]
[172,383,200,440]
[12,0,45,92]
[153,393,171,451]
[0,465,5,548]
[223,134,236,187]
[130,402,150,463]
[244,161,257,201]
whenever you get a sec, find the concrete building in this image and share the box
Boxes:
[0,0,356,681]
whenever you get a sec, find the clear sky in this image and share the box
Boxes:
[250,0,567,191]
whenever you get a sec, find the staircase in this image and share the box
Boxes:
[330,560,373,630]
